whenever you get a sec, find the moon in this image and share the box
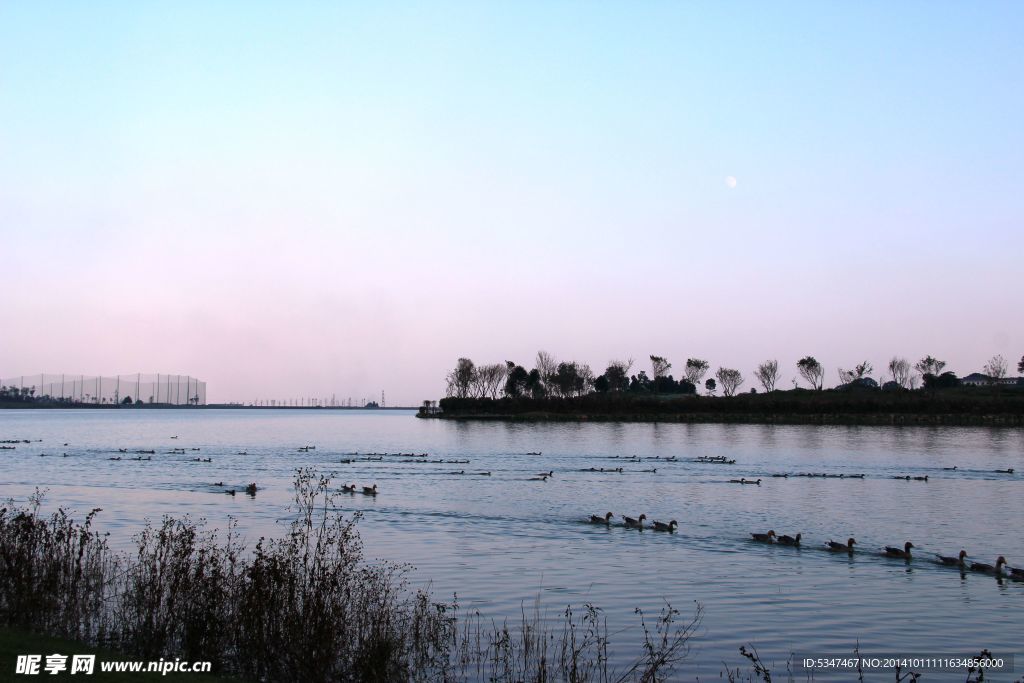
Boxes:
[725,176,737,189]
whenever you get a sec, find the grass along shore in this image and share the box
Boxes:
[0,469,699,683]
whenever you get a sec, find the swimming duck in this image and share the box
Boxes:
[827,538,857,552]
[885,541,915,559]
[936,550,968,567]
[751,530,776,543]
[244,483,258,496]
[942,466,957,471]
[730,478,762,485]
[590,512,614,525]
[623,514,647,529]
[213,482,223,487]
[651,520,678,532]
[341,484,357,493]
[777,533,802,546]
[362,484,378,495]
[995,469,1014,474]
[536,471,554,477]
[970,556,1007,575]
[225,489,236,496]
[912,476,929,481]
[1006,566,1024,581]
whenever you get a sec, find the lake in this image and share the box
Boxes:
[1,409,1021,681]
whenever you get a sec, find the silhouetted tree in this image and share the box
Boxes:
[525,369,545,399]
[446,358,476,398]
[704,378,716,395]
[603,359,633,392]
[796,356,824,390]
[923,371,961,390]
[504,364,529,397]
[593,374,610,393]
[915,355,946,378]
[838,361,873,385]
[753,360,779,392]
[122,396,133,405]
[684,359,710,390]
[1018,355,1024,374]
[888,357,913,389]
[650,356,672,380]
[535,350,558,396]
[715,367,744,396]
[984,354,1008,380]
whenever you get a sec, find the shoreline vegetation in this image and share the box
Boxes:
[3,472,1012,682]
[419,353,1024,427]
[0,469,700,683]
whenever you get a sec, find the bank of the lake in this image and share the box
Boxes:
[423,388,1024,426]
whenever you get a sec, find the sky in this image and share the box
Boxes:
[1,2,1022,404]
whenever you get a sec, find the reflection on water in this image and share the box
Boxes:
[1,409,1022,680]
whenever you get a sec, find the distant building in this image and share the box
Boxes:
[961,373,1022,387]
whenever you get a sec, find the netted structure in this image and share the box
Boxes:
[0,374,207,405]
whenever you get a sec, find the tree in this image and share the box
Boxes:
[504,364,529,398]
[684,359,710,389]
[593,374,610,393]
[525,369,545,399]
[535,350,558,395]
[796,356,824,390]
[446,358,476,398]
[887,357,912,389]
[121,396,133,405]
[704,378,716,395]
[650,356,672,380]
[923,371,960,390]
[914,356,946,378]
[1018,355,1024,374]
[753,360,779,393]
[603,359,633,392]
[984,354,1008,380]
[838,361,873,385]
[474,363,507,399]
[715,367,744,397]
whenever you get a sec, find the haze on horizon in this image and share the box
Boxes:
[2,3,1022,405]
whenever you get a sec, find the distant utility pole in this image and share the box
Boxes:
[381,390,385,408]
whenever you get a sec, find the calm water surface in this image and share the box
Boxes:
[1,409,1022,681]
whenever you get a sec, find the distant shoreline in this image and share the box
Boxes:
[0,403,418,411]
[419,389,1024,427]
[419,411,1024,427]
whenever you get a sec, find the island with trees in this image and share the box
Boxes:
[419,353,1024,426]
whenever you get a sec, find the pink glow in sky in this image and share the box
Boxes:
[2,4,1022,404]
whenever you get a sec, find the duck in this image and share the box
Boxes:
[730,478,762,485]
[213,482,224,487]
[362,484,378,495]
[341,484,357,493]
[885,541,915,559]
[777,533,802,546]
[936,550,968,567]
[970,556,1007,575]
[651,520,678,532]
[942,466,957,471]
[912,476,929,481]
[225,489,236,496]
[476,471,492,476]
[995,468,1015,474]
[536,471,554,478]
[1006,566,1024,581]
[244,483,258,496]
[827,538,857,552]
[751,530,776,543]
[623,514,647,529]
[590,512,613,525]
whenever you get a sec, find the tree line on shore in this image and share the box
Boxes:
[440,352,1024,401]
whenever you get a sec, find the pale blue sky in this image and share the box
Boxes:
[2,2,1022,403]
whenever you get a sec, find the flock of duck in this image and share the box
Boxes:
[751,532,1023,579]
[585,512,1023,580]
